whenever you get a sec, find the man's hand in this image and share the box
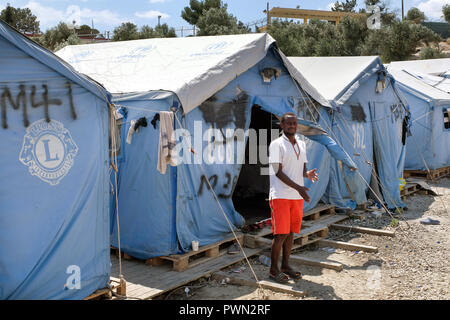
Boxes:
[306,168,319,182]
[296,186,310,203]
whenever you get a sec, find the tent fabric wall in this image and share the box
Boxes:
[0,24,110,299]
[109,93,179,259]
[288,56,407,210]
[387,67,450,170]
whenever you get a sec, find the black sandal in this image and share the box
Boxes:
[269,271,290,284]
[282,269,302,280]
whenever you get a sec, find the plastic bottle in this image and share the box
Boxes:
[258,255,271,267]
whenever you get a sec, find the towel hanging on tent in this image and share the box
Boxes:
[157,111,178,174]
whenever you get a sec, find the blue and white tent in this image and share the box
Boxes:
[288,56,409,210]
[387,66,450,170]
[0,21,111,299]
[388,58,450,78]
[56,34,354,259]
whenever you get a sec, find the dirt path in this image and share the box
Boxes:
[159,178,449,300]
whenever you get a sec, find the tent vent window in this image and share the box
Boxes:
[260,68,281,83]
[376,71,386,93]
[444,108,450,130]
[350,104,367,123]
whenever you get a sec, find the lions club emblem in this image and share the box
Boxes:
[19,119,78,186]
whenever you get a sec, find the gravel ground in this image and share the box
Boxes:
[158,178,449,300]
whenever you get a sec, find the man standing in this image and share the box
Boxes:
[268,112,318,283]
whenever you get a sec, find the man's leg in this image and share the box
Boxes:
[270,234,288,276]
[281,200,303,278]
[280,233,294,271]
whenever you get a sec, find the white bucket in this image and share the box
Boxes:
[192,240,199,252]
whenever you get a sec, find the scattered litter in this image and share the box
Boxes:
[233,266,246,273]
[437,241,441,244]
[258,255,271,267]
[419,217,440,225]
[354,250,359,254]
[184,287,190,297]
[220,278,230,285]
[322,247,336,253]
[369,211,383,218]
[227,243,240,254]
[385,245,389,248]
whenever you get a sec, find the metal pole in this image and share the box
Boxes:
[266,2,270,26]
[401,0,404,20]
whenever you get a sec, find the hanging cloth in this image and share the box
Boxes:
[157,111,177,174]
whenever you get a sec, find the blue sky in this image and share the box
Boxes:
[0,0,447,35]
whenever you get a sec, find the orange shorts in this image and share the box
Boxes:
[269,199,303,235]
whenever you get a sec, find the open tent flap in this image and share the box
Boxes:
[322,74,408,209]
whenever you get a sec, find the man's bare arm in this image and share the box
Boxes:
[271,163,310,202]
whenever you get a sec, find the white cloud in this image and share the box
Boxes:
[65,5,125,26]
[149,0,168,3]
[22,1,127,30]
[416,0,448,21]
[135,10,169,19]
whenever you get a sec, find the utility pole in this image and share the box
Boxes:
[401,0,404,20]
[266,2,271,26]
[158,15,161,27]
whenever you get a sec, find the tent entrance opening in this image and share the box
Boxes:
[232,105,279,225]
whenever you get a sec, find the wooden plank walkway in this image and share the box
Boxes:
[110,246,262,300]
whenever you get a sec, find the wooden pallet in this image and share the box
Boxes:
[157,234,245,272]
[404,166,450,180]
[244,222,329,250]
[303,204,335,221]
[111,233,244,272]
[400,183,422,200]
[83,278,125,300]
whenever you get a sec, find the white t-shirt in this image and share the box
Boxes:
[269,133,308,200]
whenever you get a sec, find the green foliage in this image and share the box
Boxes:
[0,5,40,33]
[406,7,426,24]
[196,7,250,36]
[269,14,442,63]
[337,15,370,55]
[390,218,399,228]
[54,34,82,52]
[113,22,177,41]
[331,0,357,12]
[268,15,369,57]
[39,22,80,51]
[419,47,447,60]
[139,23,177,39]
[363,21,441,62]
[112,22,139,41]
[181,0,223,26]
[77,24,100,35]
[443,4,450,24]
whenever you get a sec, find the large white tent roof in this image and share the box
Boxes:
[388,58,450,77]
[387,67,450,104]
[287,56,381,102]
[56,33,329,113]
